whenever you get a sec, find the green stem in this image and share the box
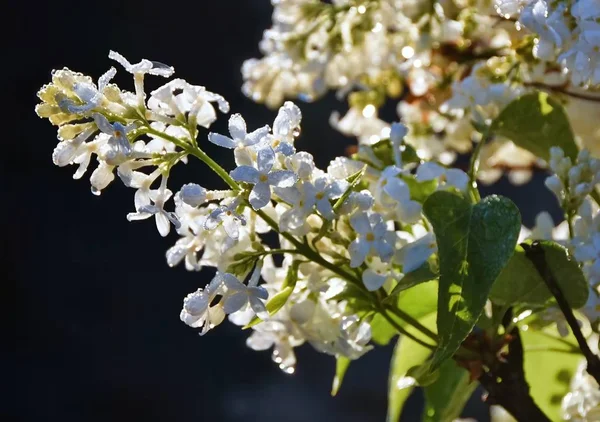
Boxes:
[146,127,240,190]
[385,304,439,342]
[379,310,436,350]
[467,133,487,203]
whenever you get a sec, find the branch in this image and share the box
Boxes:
[522,241,600,385]
[478,323,551,422]
[524,82,600,103]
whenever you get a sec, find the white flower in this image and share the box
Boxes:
[335,315,373,359]
[56,67,117,114]
[222,265,269,319]
[375,166,422,223]
[148,79,229,127]
[208,113,269,149]
[416,162,469,192]
[230,147,297,209]
[348,211,394,268]
[520,0,569,60]
[285,151,316,181]
[204,199,247,241]
[180,274,226,335]
[126,176,180,236]
[247,319,302,374]
[109,50,174,106]
[92,113,134,165]
[267,101,302,155]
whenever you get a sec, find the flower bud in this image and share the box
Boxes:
[180,183,207,207]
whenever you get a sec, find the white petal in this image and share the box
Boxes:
[223,292,248,314]
[249,182,272,209]
[374,239,394,262]
[362,269,387,291]
[228,114,247,140]
[230,166,260,183]
[349,239,370,268]
[247,331,275,351]
[446,169,469,191]
[92,113,114,135]
[155,212,171,237]
[90,162,115,192]
[268,170,297,188]
[245,125,270,146]
[350,212,371,234]
[257,147,275,174]
[208,132,236,149]
[223,217,240,240]
[416,162,445,181]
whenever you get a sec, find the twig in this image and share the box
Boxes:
[478,323,551,421]
[524,82,600,103]
[522,241,600,385]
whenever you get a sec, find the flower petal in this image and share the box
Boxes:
[257,147,275,174]
[230,166,260,183]
[246,125,270,146]
[350,212,371,235]
[416,162,445,181]
[268,170,297,188]
[208,132,236,149]
[349,238,370,268]
[362,269,387,291]
[228,113,247,140]
[223,292,248,314]
[249,182,272,209]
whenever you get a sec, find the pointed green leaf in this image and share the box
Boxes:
[332,165,366,213]
[491,91,578,161]
[521,328,582,421]
[387,313,437,422]
[423,192,521,371]
[490,241,589,308]
[331,356,351,396]
[422,360,477,422]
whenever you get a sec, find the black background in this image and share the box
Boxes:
[8,1,560,421]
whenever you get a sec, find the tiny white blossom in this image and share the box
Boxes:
[204,199,247,241]
[127,176,180,237]
[222,265,269,319]
[230,147,297,209]
[208,113,269,149]
[348,212,394,268]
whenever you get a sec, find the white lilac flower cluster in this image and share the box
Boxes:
[243,0,600,186]
[37,51,457,373]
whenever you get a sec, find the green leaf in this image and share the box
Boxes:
[387,262,438,300]
[367,138,421,168]
[491,91,578,161]
[423,192,521,371]
[387,313,437,422]
[422,360,476,422]
[402,175,439,203]
[370,313,398,346]
[490,241,589,308]
[521,327,582,421]
[331,356,351,396]
[332,165,366,213]
[243,262,299,329]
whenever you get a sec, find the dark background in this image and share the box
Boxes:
[8,1,560,421]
